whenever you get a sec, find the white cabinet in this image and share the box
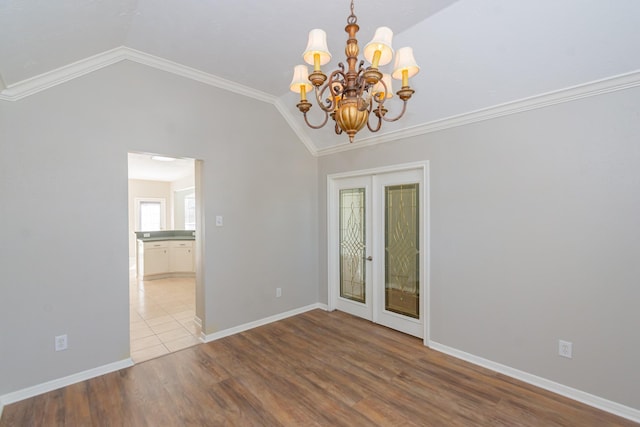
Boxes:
[169,240,194,273]
[144,247,170,276]
[137,240,194,279]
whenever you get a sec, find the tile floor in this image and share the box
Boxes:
[129,275,201,363]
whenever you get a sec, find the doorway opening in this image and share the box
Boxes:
[327,162,429,342]
[127,152,203,363]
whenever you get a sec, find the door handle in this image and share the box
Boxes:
[364,256,373,261]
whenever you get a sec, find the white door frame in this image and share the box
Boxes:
[327,161,430,345]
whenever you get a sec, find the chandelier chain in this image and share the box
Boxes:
[347,0,357,25]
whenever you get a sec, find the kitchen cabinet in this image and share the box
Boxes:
[137,240,194,279]
[169,240,194,273]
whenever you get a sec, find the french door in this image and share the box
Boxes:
[329,166,426,338]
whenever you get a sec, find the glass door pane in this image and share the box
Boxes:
[332,168,423,338]
[339,188,366,303]
[384,184,419,318]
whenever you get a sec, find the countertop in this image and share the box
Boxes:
[137,236,195,242]
[134,230,195,242]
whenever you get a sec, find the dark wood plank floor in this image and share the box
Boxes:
[2,310,637,426]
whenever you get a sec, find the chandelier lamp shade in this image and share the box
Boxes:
[290,0,420,143]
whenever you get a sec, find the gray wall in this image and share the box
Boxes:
[0,60,318,395]
[318,87,640,410]
[1,56,638,413]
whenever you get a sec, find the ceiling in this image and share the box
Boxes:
[128,152,194,182]
[0,0,457,91]
[1,1,639,153]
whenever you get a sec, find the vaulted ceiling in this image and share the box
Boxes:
[0,0,457,90]
[1,0,639,154]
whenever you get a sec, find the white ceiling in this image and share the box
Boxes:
[1,0,640,153]
[0,0,457,91]
[128,152,194,182]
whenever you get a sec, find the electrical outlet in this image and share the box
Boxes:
[276,288,282,298]
[558,340,572,358]
[55,334,68,352]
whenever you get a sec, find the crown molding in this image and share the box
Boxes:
[2,49,638,158]
[315,69,640,156]
[0,46,276,105]
[122,48,277,104]
[273,98,318,156]
[0,47,125,101]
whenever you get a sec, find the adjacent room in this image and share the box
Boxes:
[1,0,639,424]
[127,153,201,362]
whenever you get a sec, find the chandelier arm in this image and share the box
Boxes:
[313,85,333,113]
[356,76,367,99]
[366,106,383,133]
[314,70,346,113]
[354,73,372,112]
[327,69,347,93]
[303,110,330,129]
[381,100,409,122]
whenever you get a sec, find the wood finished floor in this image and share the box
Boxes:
[1,309,637,426]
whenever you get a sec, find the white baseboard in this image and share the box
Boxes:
[0,304,329,417]
[202,303,328,343]
[0,358,134,410]
[194,315,203,328]
[428,341,640,423]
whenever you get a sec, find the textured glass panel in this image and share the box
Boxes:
[339,188,366,303]
[385,184,419,318]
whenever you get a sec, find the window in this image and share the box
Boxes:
[135,198,166,231]
[184,193,196,230]
[139,201,162,231]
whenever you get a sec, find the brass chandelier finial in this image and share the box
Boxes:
[290,0,420,143]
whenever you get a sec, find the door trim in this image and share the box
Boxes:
[327,161,430,345]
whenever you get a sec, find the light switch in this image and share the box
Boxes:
[216,215,223,227]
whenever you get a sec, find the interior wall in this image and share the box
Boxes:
[127,179,172,257]
[170,174,195,193]
[289,0,640,151]
[318,87,640,410]
[0,60,318,397]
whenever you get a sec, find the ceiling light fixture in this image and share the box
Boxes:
[150,155,176,162]
[290,0,420,143]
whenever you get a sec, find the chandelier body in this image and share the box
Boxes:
[290,0,420,143]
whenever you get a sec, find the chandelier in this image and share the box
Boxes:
[289,0,420,143]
